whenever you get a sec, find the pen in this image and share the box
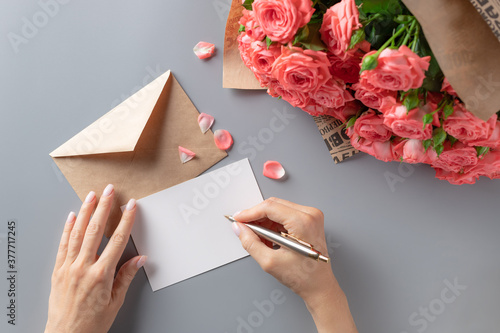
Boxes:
[225,215,330,263]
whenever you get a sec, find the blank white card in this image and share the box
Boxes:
[127,158,263,291]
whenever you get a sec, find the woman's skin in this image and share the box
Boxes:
[232,197,357,333]
[45,185,357,333]
[45,184,146,333]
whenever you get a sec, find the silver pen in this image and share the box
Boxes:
[225,215,330,263]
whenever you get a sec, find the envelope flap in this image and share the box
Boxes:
[50,70,172,157]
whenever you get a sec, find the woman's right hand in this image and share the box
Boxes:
[232,197,357,333]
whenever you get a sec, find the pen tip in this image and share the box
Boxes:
[224,215,235,222]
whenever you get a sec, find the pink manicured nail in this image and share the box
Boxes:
[126,199,136,211]
[136,255,147,268]
[85,191,96,203]
[232,222,241,237]
[102,184,114,197]
[233,211,242,219]
[66,211,76,224]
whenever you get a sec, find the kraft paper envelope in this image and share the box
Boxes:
[50,70,227,236]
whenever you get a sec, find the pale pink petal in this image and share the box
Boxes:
[214,129,233,150]
[193,42,215,59]
[198,113,215,133]
[178,146,196,164]
[263,161,286,179]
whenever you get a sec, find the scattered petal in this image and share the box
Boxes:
[214,129,233,150]
[198,113,215,134]
[178,146,196,164]
[193,42,215,59]
[263,161,286,180]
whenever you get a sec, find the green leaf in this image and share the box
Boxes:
[355,0,402,15]
[293,25,309,46]
[349,29,365,50]
[449,135,458,147]
[294,23,327,51]
[417,34,445,92]
[238,24,245,33]
[433,127,447,147]
[242,0,254,10]
[443,104,454,120]
[308,10,323,24]
[476,146,490,157]
[403,90,419,111]
[266,36,273,49]
[346,116,358,129]
[394,15,414,24]
[422,114,434,129]
[422,139,432,152]
[435,144,444,157]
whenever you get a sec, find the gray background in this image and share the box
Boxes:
[1,0,499,332]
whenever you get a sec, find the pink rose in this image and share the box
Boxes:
[239,9,266,41]
[468,149,500,180]
[271,46,332,93]
[254,73,272,87]
[348,132,399,162]
[319,0,362,59]
[327,53,361,83]
[362,46,431,91]
[253,0,315,44]
[237,32,254,69]
[434,148,500,185]
[434,168,479,185]
[443,103,497,145]
[352,110,392,142]
[383,103,438,140]
[301,101,329,116]
[327,100,362,122]
[394,139,434,164]
[441,77,457,96]
[267,80,310,108]
[352,81,397,110]
[468,120,500,149]
[247,41,281,76]
[310,79,354,109]
[431,142,479,173]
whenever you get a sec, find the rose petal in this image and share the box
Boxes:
[178,146,196,164]
[198,113,215,134]
[263,161,286,180]
[193,42,215,59]
[214,129,233,150]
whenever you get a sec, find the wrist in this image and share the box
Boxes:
[303,277,345,313]
[303,278,358,333]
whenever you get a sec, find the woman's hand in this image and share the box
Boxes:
[232,197,357,333]
[45,184,146,333]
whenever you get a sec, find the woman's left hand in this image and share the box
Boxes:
[45,184,146,333]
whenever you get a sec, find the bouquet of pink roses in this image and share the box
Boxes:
[237,0,500,185]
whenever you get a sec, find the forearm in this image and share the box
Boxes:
[304,282,358,333]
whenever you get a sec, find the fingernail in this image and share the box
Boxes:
[85,191,96,203]
[136,255,147,268]
[232,222,240,237]
[102,184,114,197]
[233,211,242,218]
[126,198,136,211]
[66,211,76,224]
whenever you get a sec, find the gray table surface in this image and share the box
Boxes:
[1,1,499,332]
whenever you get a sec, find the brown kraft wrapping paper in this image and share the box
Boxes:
[403,0,500,121]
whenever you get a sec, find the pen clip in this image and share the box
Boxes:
[280,232,313,249]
